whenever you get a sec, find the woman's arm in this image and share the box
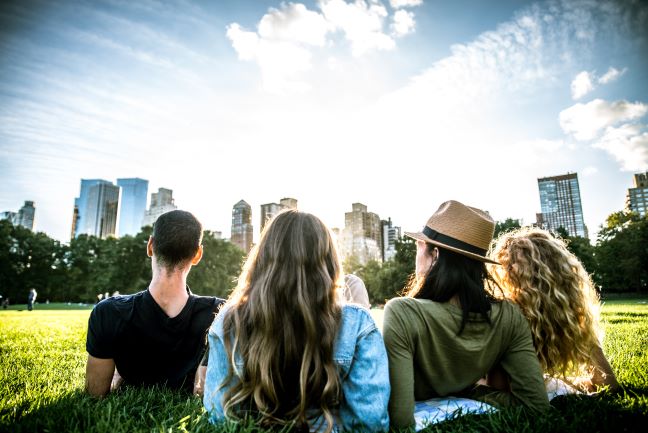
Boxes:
[203,328,235,422]
[589,344,619,391]
[383,301,416,429]
[340,316,390,432]
[500,311,551,412]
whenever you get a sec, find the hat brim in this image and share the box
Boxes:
[405,231,500,265]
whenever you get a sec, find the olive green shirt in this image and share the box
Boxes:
[383,297,550,428]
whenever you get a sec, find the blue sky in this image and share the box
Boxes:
[1,0,647,242]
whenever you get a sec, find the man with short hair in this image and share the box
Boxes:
[85,210,224,397]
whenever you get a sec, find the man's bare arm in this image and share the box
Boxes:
[193,365,207,397]
[85,354,116,397]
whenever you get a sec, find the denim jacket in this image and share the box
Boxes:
[203,304,390,432]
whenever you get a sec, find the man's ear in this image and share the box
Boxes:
[191,245,203,266]
[147,237,154,258]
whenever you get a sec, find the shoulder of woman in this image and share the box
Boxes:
[385,296,414,311]
[208,303,233,336]
[494,299,532,331]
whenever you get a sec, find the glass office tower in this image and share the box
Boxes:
[117,178,148,236]
[536,173,587,238]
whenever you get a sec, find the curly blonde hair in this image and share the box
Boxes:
[489,227,602,381]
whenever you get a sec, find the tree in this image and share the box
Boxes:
[188,232,244,298]
[349,237,416,305]
[555,227,597,276]
[595,212,648,293]
[494,218,522,238]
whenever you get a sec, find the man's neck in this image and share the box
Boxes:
[148,267,190,319]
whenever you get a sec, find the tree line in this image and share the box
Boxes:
[0,221,244,304]
[0,209,646,305]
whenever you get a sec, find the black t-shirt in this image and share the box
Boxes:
[86,287,224,392]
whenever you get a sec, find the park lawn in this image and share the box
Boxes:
[1,300,647,432]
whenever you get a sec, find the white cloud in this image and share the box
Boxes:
[559,99,648,141]
[376,12,548,113]
[226,22,313,93]
[593,124,648,171]
[598,66,626,84]
[582,166,598,176]
[389,0,423,8]
[570,71,594,99]
[320,0,395,56]
[226,1,422,92]
[391,9,415,37]
[226,23,259,61]
[569,66,627,100]
[258,3,329,46]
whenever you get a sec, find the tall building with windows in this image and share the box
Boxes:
[626,171,648,217]
[117,178,148,236]
[342,203,383,265]
[84,182,121,238]
[231,200,253,253]
[536,173,587,238]
[1,201,36,231]
[73,179,111,238]
[260,197,298,232]
[142,188,177,227]
[0,211,16,223]
[381,217,401,261]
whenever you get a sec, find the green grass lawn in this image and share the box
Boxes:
[1,299,647,432]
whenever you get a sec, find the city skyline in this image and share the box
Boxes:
[1,0,647,242]
[2,168,646,244]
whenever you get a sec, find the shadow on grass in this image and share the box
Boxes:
[4,387,648,433]
[416,388,648,433]
[3,387,215,433]
[3,387,302,433]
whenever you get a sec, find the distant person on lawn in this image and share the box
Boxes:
[27,288,37,311]
[383,201,550,429]
[489,227,618,397]
[203,210,390,432]
[85,210,224,397]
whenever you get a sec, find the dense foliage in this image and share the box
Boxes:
[1,209,646,306]
[0,221,244,304]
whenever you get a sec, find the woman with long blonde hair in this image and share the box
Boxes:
[203,210,390,432]
[489,227,618,394]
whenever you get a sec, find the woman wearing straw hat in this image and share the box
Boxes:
[383,200,550,429]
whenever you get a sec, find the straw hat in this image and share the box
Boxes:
[405,200,500,265]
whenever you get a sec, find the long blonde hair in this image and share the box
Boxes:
[489,227,602,380]
[221,210,343,432]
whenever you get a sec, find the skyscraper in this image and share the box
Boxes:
[73,179,111,238]
[259,197,298,232]
[626,171,648,217]
[536,173,587,238]
[231,200,253,253]
[84,182,121,238]
[381,217,401,261]
[342,203,383,265]
[1,200,35,231]
[17,201,35,231]
[117,178,148,236]
[142,188,177,227]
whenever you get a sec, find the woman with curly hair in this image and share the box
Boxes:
[489,227,618,395]
[203,210,390,432]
